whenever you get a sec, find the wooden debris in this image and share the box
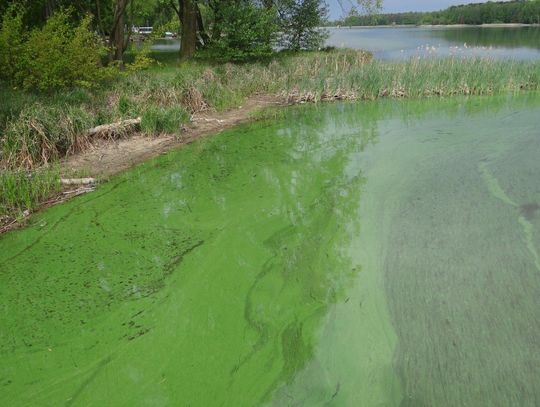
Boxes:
[87,118,141,138]
[60,178,97,186]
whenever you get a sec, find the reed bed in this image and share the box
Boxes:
[277,54,540,101]
[126,52,540,107]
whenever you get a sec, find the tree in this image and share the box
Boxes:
[356,0,382,15]
[0,7,107,90]
[279,0,329,51]
[201,0,277,61]
[0,4,25,85]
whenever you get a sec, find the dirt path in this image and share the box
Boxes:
[65,94,282,178]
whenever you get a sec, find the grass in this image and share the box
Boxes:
[1,48,540,225]
[140,105,190,133]
[0,166,60,220]
[2,103,95,169]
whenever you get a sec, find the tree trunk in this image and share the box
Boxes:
[196,4,209,47]
[109,0,129,63]
[180,0,198,60]
[113,10,124,61]
[87,117,141,138]
[170,0,198,59]
[43,0,56,19]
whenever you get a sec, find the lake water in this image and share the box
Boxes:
[2,93,540,405]
[151,26,540,60]
[327,26,540,60]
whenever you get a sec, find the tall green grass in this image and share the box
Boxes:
[276,54,540,100]
[0,167,60,219]
[140,105,190,134]
[117,52,540,107]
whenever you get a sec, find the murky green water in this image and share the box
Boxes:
[1,94,540,406]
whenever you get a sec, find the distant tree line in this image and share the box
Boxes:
[336,0,540,26]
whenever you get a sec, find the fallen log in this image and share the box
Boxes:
[60,178,97,186]
[87,117,141,138]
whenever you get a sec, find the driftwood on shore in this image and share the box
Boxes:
[86,118,141,138]
[60,178,97,186]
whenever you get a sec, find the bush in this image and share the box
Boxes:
[0,8,113,91]
[125,45,156,73]
[19,11,109,90]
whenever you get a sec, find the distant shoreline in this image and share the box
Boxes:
[329,23,540,29]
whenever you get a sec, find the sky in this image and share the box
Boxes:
[328,0,505,19]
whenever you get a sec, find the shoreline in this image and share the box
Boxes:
[330,23,540,29]
[2,52,540,236]
[0,95,283,235]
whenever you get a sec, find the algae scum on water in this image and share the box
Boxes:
[1,93,540,406]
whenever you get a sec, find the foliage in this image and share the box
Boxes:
[130,0,176,27]
[198,1,278,62]
[125,45,156,73]
[152,17,181,37]
[356,0,383,15]
[0,4,26,86]
[279,0,329,51]
[0,8,111,91]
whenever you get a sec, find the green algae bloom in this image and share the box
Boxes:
[1,93,540,406]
